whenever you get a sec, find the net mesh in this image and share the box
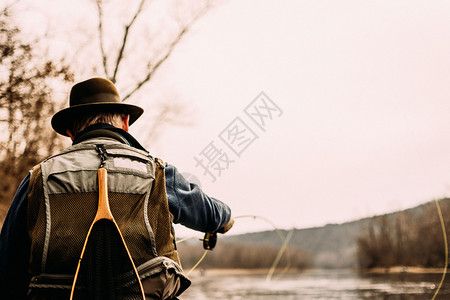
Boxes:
[46,192,154,273]
[72,219,143,300]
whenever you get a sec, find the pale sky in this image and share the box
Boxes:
[8,0,450,235]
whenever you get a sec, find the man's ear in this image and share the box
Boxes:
[122,115,130,132]
[66,129,75,141]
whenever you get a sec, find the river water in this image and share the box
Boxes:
[180,269,450,299]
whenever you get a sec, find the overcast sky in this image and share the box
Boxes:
[9,0,450,235]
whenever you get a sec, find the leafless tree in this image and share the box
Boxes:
[96,0,211,93]
[0,7,74,224]
[357,199,450,269]
[90,0,215,140]
[0,0,218,225]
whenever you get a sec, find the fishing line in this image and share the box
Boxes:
[432,199,448,300]
[266,228,294,282]
[175,236,204,276]
[389,98,448,299]
[178,215,293,280]
[234,215,288,241]
[176,236,195,244]
[186,250,208,276]
[234,215,293,280]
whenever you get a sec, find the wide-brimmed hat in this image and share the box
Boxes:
[51,77,144,136]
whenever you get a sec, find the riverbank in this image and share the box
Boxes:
[188,266,448,276]
[188,267,303,276]
[363,266,447,274]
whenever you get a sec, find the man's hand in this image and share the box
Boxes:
[217,218,234,234]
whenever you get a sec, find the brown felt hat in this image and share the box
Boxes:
[51,77,144,136]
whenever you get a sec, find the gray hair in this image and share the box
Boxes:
[69,112,126,137]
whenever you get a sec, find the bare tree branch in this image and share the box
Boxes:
[122,2,211,102]
[96,0,109,78]
[1,0,23,12]
[0,8,73,223]
[111,0,146,83]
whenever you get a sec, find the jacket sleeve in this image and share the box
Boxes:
[0,174,31,298]
[165,164,231,233]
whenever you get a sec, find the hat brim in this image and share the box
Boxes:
[51,102,144,136]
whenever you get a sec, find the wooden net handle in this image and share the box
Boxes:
[70,168,145,299]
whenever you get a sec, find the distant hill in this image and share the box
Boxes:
[223,220,368,268]
[222,198,450,268]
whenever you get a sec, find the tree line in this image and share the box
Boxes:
[177,242,311,270]
[357,198,450,269]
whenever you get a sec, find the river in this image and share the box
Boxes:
[180,269,450,299]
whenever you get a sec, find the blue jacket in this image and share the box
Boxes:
[0,124,231,297]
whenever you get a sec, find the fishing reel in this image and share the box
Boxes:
[201,232,217,250]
